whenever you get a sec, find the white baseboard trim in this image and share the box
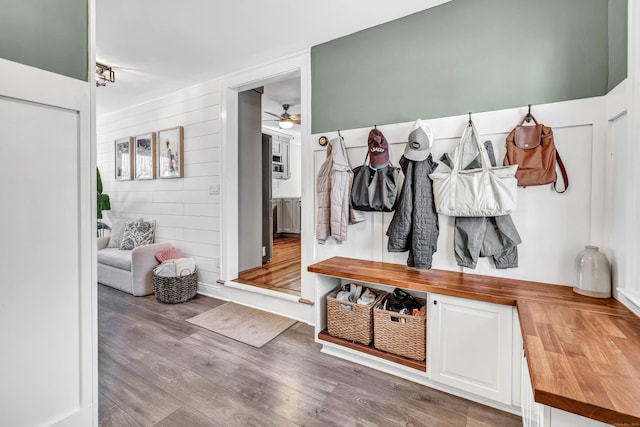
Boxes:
[50,405,93,427]
[617,288,640,317]
[197,282,314,325]
[225,280,301,303]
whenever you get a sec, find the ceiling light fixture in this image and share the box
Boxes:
[95,62,115,87]
[279,119,294,129]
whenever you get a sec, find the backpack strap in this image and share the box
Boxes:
[553,150,569,193]
[519,114,539,126]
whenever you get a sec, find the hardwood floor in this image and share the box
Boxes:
[236,236,301,296]
[98,284,521,426]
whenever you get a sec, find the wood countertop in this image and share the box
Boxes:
[518,300,640,425]
[308,256,640,425]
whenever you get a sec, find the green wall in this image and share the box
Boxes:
[311,0,616,133]
[0,0,88,81]
[608,0,628,91]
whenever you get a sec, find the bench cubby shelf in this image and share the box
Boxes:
[309,256,640,427]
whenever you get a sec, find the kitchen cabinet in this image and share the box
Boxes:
[275,197,301,234]
[521,352,611,427]
[272,139,290,179]
[428,293,513,405]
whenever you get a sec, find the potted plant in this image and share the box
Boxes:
[97,167,111,236]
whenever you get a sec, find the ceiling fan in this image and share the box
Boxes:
[264,104,301,129]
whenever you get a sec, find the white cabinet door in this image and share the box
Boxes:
[272,139,282,155]
[281,140,290,179]
[428,294,512,404]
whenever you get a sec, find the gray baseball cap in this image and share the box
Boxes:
[404,119,433,161]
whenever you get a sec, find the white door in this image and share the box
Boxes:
[428,293,512,404]
[0,58,95,425]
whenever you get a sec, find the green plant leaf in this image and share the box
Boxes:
[97,194,111,219]
[97,167,103,194]
[97,167,110,219]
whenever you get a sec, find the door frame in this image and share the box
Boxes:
[219,50,314,303]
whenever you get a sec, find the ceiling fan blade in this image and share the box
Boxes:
[265,111,281,118]
[289,115,301,122]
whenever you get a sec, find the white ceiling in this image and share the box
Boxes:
[95,0,450,116]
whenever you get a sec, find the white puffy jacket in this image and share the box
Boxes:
[316,136,365,243]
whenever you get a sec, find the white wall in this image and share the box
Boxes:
[312,97,607,287]
[97,79,222,286]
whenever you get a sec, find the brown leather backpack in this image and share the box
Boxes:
[504,114,568,193]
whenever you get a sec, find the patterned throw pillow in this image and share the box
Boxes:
[108,217,143,248]
[120,220,156,250]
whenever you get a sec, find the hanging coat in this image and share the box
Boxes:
[386,155,439,269]
[316,136,365,243]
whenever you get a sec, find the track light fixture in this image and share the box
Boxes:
[96,62,115,87]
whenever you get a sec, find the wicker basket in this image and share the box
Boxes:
[326,286,386,345]
[373,294,426,361]
[153,270,198,304]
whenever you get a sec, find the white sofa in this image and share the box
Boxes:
[97,236,171,296]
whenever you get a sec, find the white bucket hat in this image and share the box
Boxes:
[404,119,433,161]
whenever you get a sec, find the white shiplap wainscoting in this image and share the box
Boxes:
[604,80,631,304]
[96,79,222,286]
[312,96,610,287]
[617,1,640,311]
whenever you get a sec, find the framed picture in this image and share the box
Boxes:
[157,126,184,178]
[114,137,133,181]
[134,132,156,180]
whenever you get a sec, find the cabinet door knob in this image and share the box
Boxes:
[433,300,437,305]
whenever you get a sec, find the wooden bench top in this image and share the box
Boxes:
[308,256,640,425]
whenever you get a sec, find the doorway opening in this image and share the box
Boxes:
[235,74,303,297]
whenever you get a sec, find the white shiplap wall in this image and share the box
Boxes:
[96,79,221,286]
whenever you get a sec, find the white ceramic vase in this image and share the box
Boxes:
[572,245,611,298]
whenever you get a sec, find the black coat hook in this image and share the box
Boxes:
[374,124,377,130]
[468,112,472,127]
[526,104,532,123]
[337,129,342,137]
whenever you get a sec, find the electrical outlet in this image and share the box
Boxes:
[209,184,220,195]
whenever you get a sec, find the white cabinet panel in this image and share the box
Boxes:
[428,293,512,404]
[521,352,611,427]
[512,309,523,407]
[522,351,548,427]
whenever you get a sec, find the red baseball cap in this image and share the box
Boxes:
[368,129,389,167]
